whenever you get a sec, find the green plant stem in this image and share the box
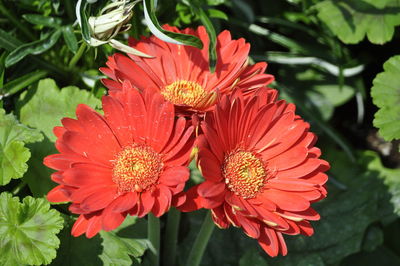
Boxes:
[148,213,160,266]
[186,211,215,266]
[0,0,35,41]
[68,42,87,68]
[163,207,181,266]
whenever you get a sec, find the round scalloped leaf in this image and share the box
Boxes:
[0,109,43,185]
[18,78,101,142]
[0,193,64,265]
[371,55,400,141]
[315,0,400,44]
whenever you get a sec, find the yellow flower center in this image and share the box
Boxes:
[222,150,267,199]
[112,144,163,193]
[161,80,208,107]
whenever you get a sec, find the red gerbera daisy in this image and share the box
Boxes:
[44,82,194,238]
[100,25,274,114]
[181,88,329,256]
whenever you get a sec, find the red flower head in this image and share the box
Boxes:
[181,88,329,256]
[44,82,194,238]
[100,25,274,114]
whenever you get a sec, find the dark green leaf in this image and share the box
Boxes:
[0,109,43,186]
[50,215,103,266]
[0,193,64,265]
[239,249,268,266]
[371,55,400,141]
[341,246,400,266]
[192,6,217,72]
[315,0,400,44]
[23,14,62,28]
[0,52,6,88]
[1,70,47,96]
[0,28,22,51]
[62,25,78,53]
[5,29,62,67]
[143,0,203,49]
[265,150,395,265]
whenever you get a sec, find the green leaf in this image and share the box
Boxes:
[341,246,400,266]
[239,249,268,266]
[191,6,217,72]
[18,78,101,142]
[52,215,148,265]
[207,8,228,20]
[23,14,62,28]
[50,215,103,266]
[315,0,400,44]
[99,216,148,265]
[0,109,43,186]
[62,25,78,53]
[5,29,62,67]
[0,193,64,265]
[1,70,47,96]
[362,150,400,215]
[17,78,100,196]
[143,0,203,49]
[371,55,400,141]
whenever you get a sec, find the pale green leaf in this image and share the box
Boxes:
[315,0,400,44]
[18,78,101,142]
[0,109,43,185]
[371,55,400,141]
[0,193,64,265]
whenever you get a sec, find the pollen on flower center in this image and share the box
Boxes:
[222,150,267,199]
[112,144,163,193]
[161,80,208,107]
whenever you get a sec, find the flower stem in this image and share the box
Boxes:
[186,211,215,266]
[148,213,160,266]
[163,207,181,266]
[68,42,87,68]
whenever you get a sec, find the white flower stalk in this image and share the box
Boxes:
[77,0,153,57]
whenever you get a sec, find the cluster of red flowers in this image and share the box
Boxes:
[45,25,329,256]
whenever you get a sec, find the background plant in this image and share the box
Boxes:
[0,0,399,265]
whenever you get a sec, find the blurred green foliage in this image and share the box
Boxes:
[0,0,399,265]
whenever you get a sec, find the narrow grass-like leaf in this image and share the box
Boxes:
[0,29,22,51]
[1,70,47,96]
[5,29,62,67]
[62,25,78,53]
[192,6,217,72]
[22,14,62,28]
[143,0,203,49]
